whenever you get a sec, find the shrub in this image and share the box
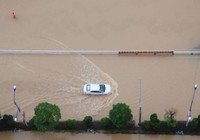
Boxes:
[142,120,151,130]
[83,116,93,128]
[150,113,160,131]
[28,116,36,129]
[198,115,200,127]
[191,118,199,129]
[166,119,176,128]
[100,117,112,128]
[0,114,15,130]
[142,113,160,131]
[164,108,177,128]
[66,119,77,129]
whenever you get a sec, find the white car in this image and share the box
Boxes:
[83,84,111,95]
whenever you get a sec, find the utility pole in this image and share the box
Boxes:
[139,80,142,126]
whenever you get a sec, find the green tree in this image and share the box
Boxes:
[188,115,200,130]
[32,102,61,131]
[28,116,36,129]
[150,113,160,131]
[164,108,177,128]
[83,116,93,128]
[66,119,77,129]
[0,114,15,130]
[191,118,198,129]
[142,120,151,130]
[109,103,133,128]
[141,113,160,131]
[198,115,200,127]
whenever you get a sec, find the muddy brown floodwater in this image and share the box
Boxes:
[0,131,200,140]
[0,0,200,139]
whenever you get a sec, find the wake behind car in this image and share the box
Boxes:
[83,84,111,95]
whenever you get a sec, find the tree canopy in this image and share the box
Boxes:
[32,102,61,131]
[142,113,160,131]
[101,117,113,128]
[109,103,132,128]
[83,116,93,128]
[164,108,177,128]
[66,119,77,129]
[0,114,15,130]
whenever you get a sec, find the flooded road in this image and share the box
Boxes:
[0,0,200,139]
[0,53,199,122]
[0,54,118,120]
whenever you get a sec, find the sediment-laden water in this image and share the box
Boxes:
[0,0,200,139]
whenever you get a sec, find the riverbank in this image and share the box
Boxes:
[6,121,199,135]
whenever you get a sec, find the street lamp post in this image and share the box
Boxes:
[12,85,27,125]
[187,84,198,125]
[13,85,18,122]
[13,85,16,104]
[13,85,21,113]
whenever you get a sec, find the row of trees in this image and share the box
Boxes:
[1,102,200,133]
[28,102,133,131]
[142,108,177,131]
[142,108,200,134]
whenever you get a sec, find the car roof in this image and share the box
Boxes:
[90,84,100,91]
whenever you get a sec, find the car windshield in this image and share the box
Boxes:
[86,85,90,91]
[99,84,106,92]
